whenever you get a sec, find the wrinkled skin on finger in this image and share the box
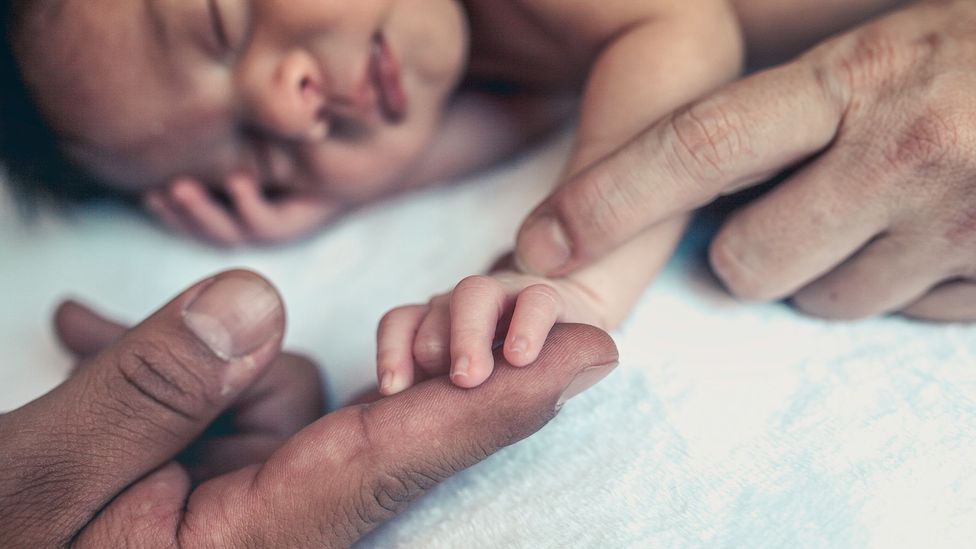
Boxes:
[1,310,617,548]
[711,0,976,320]
[517,0,976,322]
[52,299,327,483]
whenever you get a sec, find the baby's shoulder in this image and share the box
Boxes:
[505,0,670,39]
[463,0,671,88]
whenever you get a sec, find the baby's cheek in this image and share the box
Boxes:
[305,127,431,202]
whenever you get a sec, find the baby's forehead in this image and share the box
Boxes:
[24,2,170,138]
[19,0,232,190]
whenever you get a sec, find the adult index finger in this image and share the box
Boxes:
[516,59,848,276]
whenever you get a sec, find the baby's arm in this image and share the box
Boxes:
[377,217,689,393]
[376,1,744,392]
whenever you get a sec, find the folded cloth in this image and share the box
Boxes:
[2,134,974,547]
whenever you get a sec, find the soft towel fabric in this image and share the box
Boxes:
[1,134,974,548]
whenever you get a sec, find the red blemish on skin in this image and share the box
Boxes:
[885,111,956,174]
[944,204,976,246]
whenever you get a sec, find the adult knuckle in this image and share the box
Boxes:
[521,284,562,306]
[107,339,216,424]
[454,275,500,297]
[708,234,770,301]
[807,58,851,118]
[884,109,961,174]
[666,100,745,192]
[357,470,428,529]
[339,407,439,535]
[555,169,631,245]
[821,26,915,93]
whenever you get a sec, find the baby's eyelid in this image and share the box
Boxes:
[207,0,230,52]
[207,0,253,59]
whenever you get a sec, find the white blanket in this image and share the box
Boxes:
[2,135,974,548]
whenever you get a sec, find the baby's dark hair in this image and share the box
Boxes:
[0,0,104,206]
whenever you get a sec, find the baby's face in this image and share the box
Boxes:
[19,0,468,203]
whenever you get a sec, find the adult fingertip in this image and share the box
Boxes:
[53,299,86,331]
[515,214,572,276]
[182,271,285,362]
[54,299,128,359]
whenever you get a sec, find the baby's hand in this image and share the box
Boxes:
[144,175,341,247]
[376,271,606,394]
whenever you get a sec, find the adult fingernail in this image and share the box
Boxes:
[517,215,571,276]
[556,361,618,411]
[182,274,284,360]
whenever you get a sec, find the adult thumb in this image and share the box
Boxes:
[0,270,285,547]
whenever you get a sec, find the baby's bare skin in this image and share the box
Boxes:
[378,0,744,392]
[11,0,922,395]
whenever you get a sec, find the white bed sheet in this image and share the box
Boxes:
[2,134,974,548]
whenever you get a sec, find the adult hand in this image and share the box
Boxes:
[52,298,325,483]
[516,0,976,321]
[0,271,618,547]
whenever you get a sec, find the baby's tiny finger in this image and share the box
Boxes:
[449,276,508,388]
[144,191,191,237]
[505,284,563,367]
[413,295,452,375]
[169,179,244,247]
[376,305,428,396]
[227,176,280,241]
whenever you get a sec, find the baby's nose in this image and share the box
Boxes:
[247,49,328,141]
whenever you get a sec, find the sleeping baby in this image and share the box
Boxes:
[2,0,743,392]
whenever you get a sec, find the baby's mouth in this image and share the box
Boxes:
[369,33,407,123]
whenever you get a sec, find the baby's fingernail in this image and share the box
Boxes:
[517,215,571,276]
[509,337,529,358]
[556,361,618,412]
[451,356,471,381]
[380,371,408,395]
[380,371,395,394]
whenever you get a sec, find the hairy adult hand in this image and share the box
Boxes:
[0,271,617,547]
[516,0,976,321]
